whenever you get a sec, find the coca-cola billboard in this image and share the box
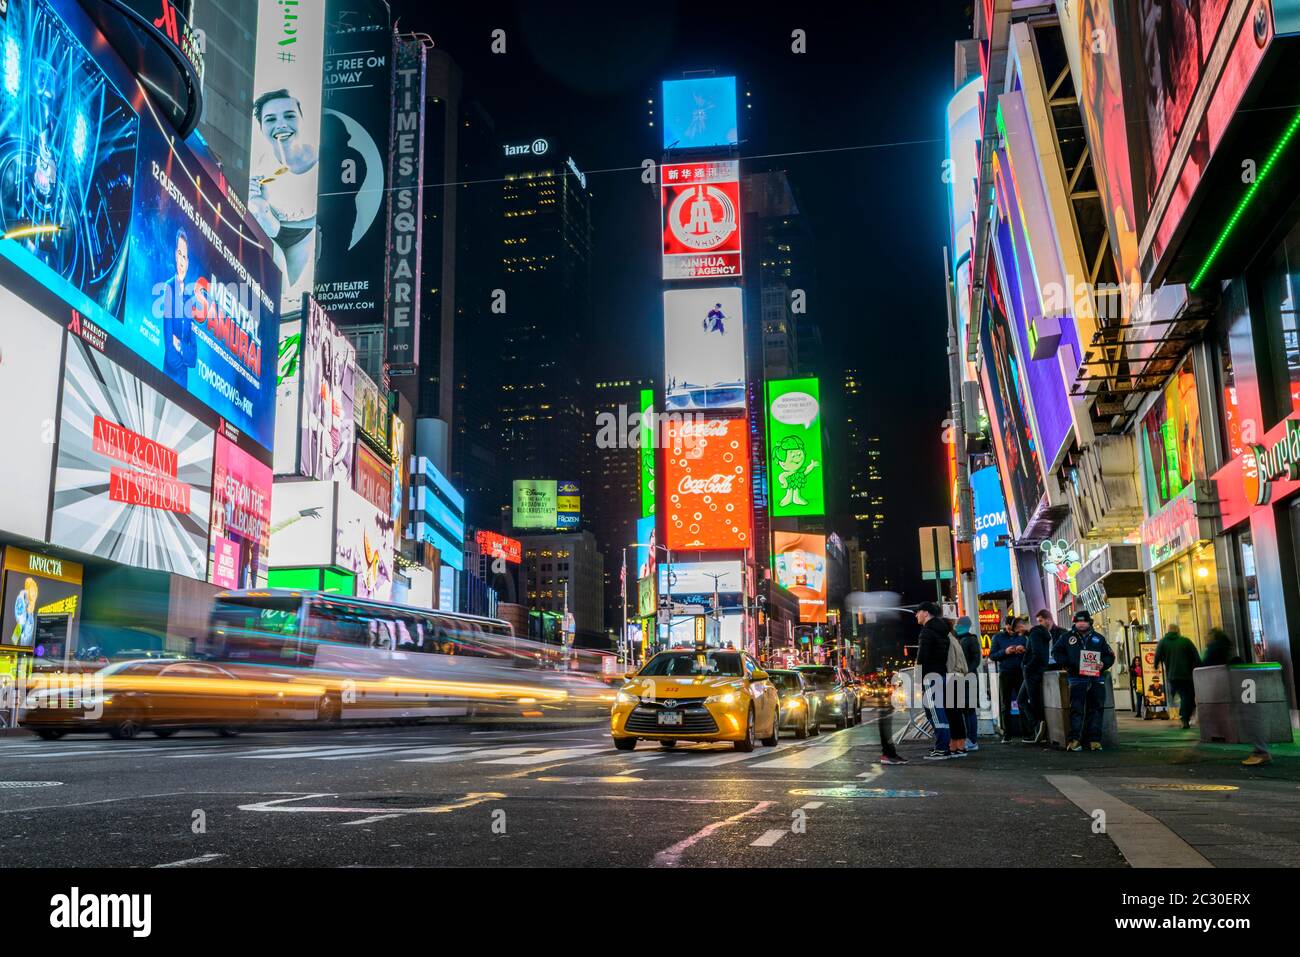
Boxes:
[664,417,751,551]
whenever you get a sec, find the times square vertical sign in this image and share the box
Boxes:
[385,35,428,374]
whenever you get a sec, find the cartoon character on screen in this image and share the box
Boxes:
[1040,539,1082,600]
[773,435,820,508]
[11,577,39,646]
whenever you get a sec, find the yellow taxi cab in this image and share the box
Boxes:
[610,648,780,752]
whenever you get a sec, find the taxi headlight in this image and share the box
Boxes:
[705,692,738,706]
[785,698,803,709]
[615,691,639,705]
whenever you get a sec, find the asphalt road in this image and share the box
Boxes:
[0,710,1145,868]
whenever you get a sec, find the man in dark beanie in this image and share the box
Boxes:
[1051,609,1115,751]
[915,602,961,759]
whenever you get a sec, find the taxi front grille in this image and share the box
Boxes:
[625,704,718,734]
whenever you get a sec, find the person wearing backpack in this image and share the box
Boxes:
[915,602,966,760]
[953,616,983,751]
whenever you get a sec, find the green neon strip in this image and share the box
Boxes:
[1190,104,1300,291]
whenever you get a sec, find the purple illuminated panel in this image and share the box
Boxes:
[991,143,1078,472]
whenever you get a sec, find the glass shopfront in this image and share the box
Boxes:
[1152,544,1222,651]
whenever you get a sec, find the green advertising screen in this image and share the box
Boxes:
[513,479,558,529]
[766,377,825,517]
[640,388,655,518]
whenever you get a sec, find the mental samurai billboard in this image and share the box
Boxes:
[661,160,741,280]
[0,0,281,453]
[766,377,825,517]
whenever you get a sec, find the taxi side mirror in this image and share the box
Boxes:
[623,671,639,680]
[750,670,769,682]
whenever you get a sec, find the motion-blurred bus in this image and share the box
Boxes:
[200,589,612,722]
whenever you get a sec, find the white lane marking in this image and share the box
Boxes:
[153,853,226,868]
[312,746,479,761]
[857,764,884,783]
[238,746,402,760]
[752,745,852,769]
[479,747,605,765]
[10,746,162,758]
[750,828,789,847]
[659,741,801,767]
[1046,774,1213,868]
[238,792,504,816]
[339,814,405,825]
[800,801,825,810]
[652,801,776,867]
[402,747,544,764]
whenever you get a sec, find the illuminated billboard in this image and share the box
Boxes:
[387,34,428,370]
[766,377,825,517]
[661,160,742,280]
[773,532,827,624]
[0,286,63,541]
[476,531,522,565]
[51,339,215,579]
[970,466,1013,596]
[659,560,743,604]
[513,479,558,530]
[946,77,983,343]
[640,388,656,517]
[664,417,751,551]
[353,442,394,515]
[209,434,273,590]
[661,76,738,151]
[314,0,391,323]
[0,0,137,324]
[0,0,281,452]
[664,287,745,412]
[248,0,327,314]
[635,515,657,581]
[336,483,395,602]
[557,479,581,530]
[300,296,356,482]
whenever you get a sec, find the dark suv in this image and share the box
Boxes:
[795,665,861,729]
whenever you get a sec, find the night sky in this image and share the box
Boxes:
[390,1,974,600]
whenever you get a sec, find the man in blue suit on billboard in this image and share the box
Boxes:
[161,227,198,388]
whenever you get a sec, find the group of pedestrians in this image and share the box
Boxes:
[914,602,985,760]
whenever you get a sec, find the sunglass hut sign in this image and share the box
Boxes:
[1245,419,1300,506]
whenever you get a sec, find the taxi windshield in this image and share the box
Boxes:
[639,652,743,677]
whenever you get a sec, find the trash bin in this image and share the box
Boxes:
[1194,663,1294,745]
[1042,671,1119,748]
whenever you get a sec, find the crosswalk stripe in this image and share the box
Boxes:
[750,829,789,847]
[400,747,540,763]
[238,746,401,760]
[478,747,604,765]
[752,746,852,769]
[660,741,802,767]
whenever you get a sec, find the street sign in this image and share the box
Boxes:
[918,526,955,581]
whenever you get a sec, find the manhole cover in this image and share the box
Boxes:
[1130,783,1238,792]
[789,787,936,799]
[0,781,63,789]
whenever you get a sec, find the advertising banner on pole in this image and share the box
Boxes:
[766,377,825,517]
[314,0,392,323]
[51,339,215,579]
[661,160,742,280]
[248,0,327,315]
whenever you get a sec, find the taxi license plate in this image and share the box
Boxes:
[657,712,683,726]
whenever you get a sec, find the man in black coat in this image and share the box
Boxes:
[989,614,1026,741]
[1051,609,1115,751]
[915,602,962,759]
[1018,609,1061,743]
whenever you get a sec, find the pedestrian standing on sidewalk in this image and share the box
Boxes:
[915,602,960,760]
[1052,609,1115,751]
[1020,610,1057,743]
[954,616,983,751]
[990,615,1026,741]
[1130,654,1146,719]
[1154,624,1202,729]
[1197,628,1270,766]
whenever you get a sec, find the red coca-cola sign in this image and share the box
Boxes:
[664,417,750,550]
